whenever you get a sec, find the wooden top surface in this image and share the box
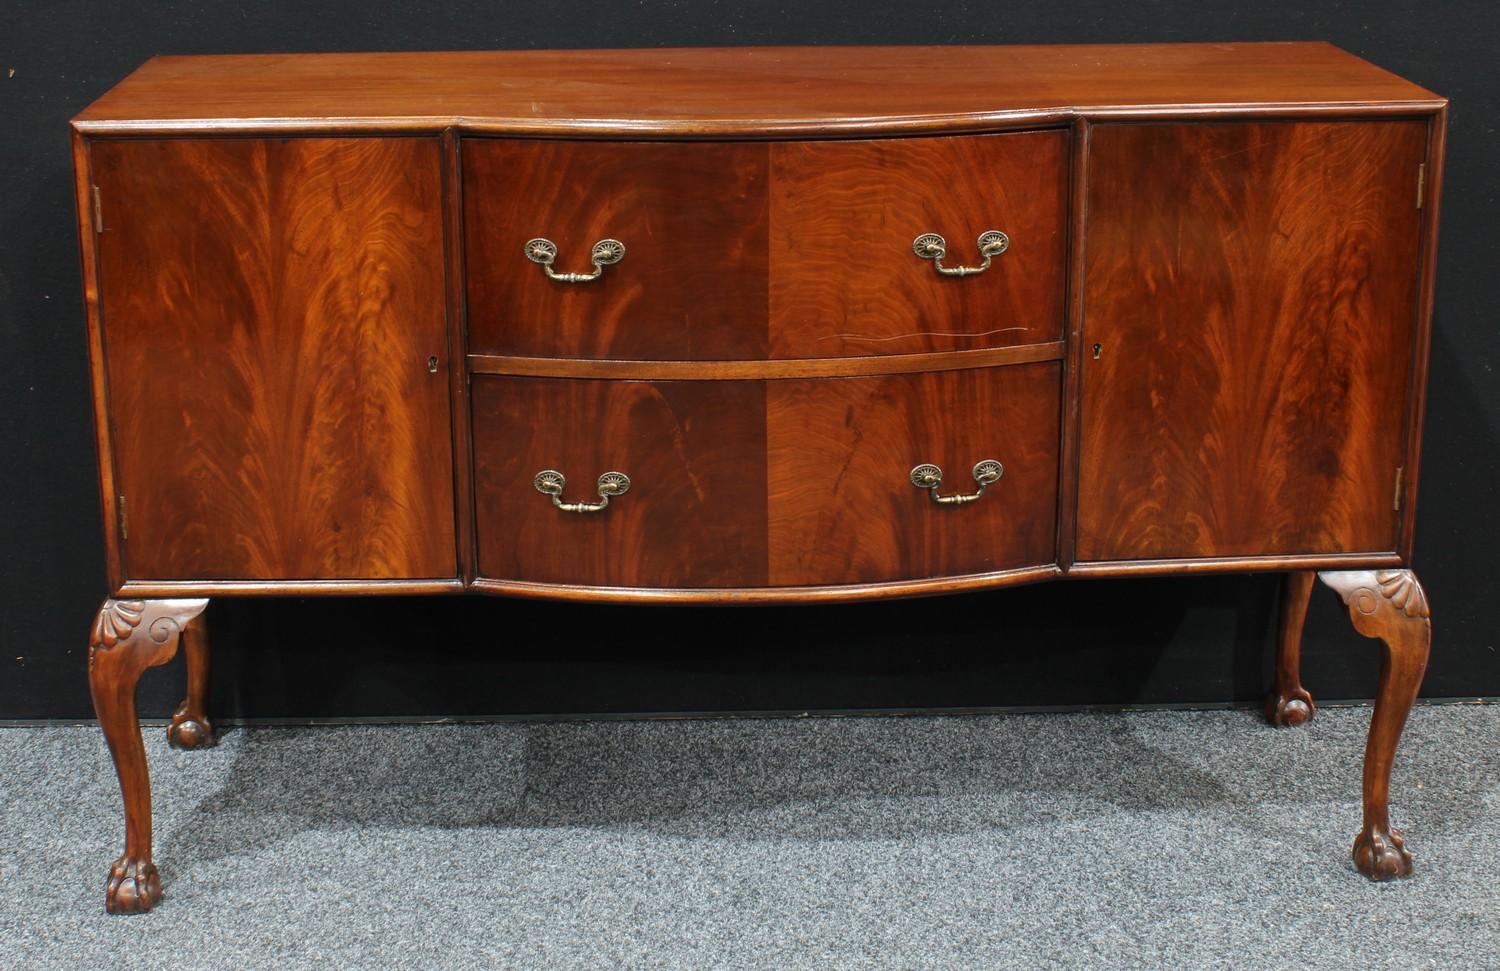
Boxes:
[74,43,1443,136]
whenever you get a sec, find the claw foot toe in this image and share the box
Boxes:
[1353,826,1414,880]
[167,712,216,750]
[105,855,162,913]
[1265,687,1316,727]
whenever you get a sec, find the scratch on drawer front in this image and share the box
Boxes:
[821,326,1029,343]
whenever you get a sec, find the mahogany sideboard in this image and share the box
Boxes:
[70,43,1447,912]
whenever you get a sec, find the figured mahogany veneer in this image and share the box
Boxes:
[71,44,1448,911]
[465,131,1066,360]
[464,139,771,361]
[768,132,1068,357]
[90,137,457,581]
[1077,120,1427,562]
[472,364,1059,589]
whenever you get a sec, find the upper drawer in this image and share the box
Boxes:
[768,131,1068,357]
[462,131,1068,361]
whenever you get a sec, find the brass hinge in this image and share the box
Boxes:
[1393,466,1405,511]
[91,185,103,233]
[1416,164,1426,210]
[117,495,128,540]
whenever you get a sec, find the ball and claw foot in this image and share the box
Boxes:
[1354,825,1414,881]
[1265,687,1316,727]
[105,855,163,913]
[167,708,217,750]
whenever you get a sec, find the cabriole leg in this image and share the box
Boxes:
[1266,571,1317,726]
[1318,570,1431,881]
[88,598,209,913]
[167,613,216,749]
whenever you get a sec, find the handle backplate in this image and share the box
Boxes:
[912,230,1009,277]
[910,460,1004,505]
[534,469,631,513]
[525,237,626,283]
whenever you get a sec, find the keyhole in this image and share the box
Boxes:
[427,355,440,373]
[1091,343,1102,360]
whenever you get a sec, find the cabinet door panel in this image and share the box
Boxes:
[1077,121,1427,562]
[92,137,456,580]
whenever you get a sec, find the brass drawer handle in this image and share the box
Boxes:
[533,469,631,513]
[524,237,625,283]
[912,231,1009,277]
[910,460,1003,506]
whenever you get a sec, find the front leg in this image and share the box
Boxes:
[167,613,216,749]
[88,598,209,913]
[1318,570,1430,881]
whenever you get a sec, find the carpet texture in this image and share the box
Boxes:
[2,706,1497,970]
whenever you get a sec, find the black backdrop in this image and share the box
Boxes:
[2,1,1496,722]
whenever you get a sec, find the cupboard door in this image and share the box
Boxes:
[1077,121,1427,562]
[91,137,457,580]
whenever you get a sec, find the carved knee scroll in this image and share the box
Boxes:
[1317,570,1430,881]
[89,598,209,913]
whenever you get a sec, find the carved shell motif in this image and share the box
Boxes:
[1376,571,1430,619]
[88,600,146,673]
[92,600,146,649]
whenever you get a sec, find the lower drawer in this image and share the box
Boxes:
[471,363,1060,588]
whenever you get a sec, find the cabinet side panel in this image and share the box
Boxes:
[1077,120,1427,562]
[71,129,124,589]
[92,137,457,580]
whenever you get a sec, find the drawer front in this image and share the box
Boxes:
[473,364,1059,590]
[472,376,770,588]
[769,131,1068,357]
[768,363,1060,584]
[463,131,1067,362]
[464,140,771,361]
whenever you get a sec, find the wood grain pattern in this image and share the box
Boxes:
[72,44,1443,136]
[768,131,1068,356]
[463,139,769,361]
[471,377,768,587]
[91,137,457,580]
[1076,120,1428,562]
[768,363,1060,585]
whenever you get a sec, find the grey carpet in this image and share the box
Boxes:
[2,706,1497,970]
